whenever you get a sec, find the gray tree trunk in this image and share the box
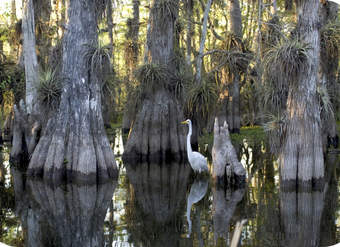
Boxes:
[229,0,242,133]
[279,0,324,188]
[212,118,246,184]
[27,0,118,183]
[195,0,212,84]
[11,0,41,164]
[123,0,186,162]
[320,2,339,150]
[186,0,193,65]
[22,0,38,115]
[10,101,40,165]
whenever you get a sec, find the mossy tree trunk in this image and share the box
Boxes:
[279,0,323,189]
[218,0,243,133]
[123,0,186,162]
[320,1,339,150]
[27,0,118,183]
[122,0,140,134]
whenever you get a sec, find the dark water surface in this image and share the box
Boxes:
[0,133,340,247]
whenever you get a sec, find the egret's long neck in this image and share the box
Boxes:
[187,122,193,156]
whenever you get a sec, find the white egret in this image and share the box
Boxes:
[181,119,208,173]
[328,0,340,4]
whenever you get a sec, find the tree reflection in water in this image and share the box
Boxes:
[124,162,191,247]
[12,168,117,247]
[213,184,245,246]
[0,141,338,246]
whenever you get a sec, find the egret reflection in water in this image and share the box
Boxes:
[186,176,208,237]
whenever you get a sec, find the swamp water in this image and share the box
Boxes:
[0,130,339,247]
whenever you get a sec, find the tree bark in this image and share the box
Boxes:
[195,0,212,84]
[122,0,140,134]
[279,0,324,189]
[320,1,339,150]
[212,118,246,185]
[27,0,118,183]
[186,0,194,65]
[10,101,40,165]
[229,0,242,133]
[123,0,186,162]
[22,0,39,115]
[11,0,41,164]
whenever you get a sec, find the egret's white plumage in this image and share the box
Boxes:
[328,0,340,5]
[181,119,208,173]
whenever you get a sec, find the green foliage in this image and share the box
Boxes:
[321,20,340,59]
[198,126,266,154]
[211,34,252,76]
[0,63,25,106]
[263,39,310,84]
[84,42,112,79]
[186,79,218,121]
[317,83,333,116]
[134,63,172,94]
[260,16,283,53]
[262,39,310,113]
[37,68,62,108]
[262,113,287,154]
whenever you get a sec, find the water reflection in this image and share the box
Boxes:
[213,184,245,245]
[12,168,117,247]
[124,162,191,247]
[280,190,324,247]
[0,138,339,246]
[186,177,208,237]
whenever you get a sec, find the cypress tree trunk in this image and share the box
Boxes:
[185,0,193,65]
[10,0,41,165]
[27,0,118,183]
[279,0,323,188]
[122,0,140,134]
[320,1,339,150]
[228,0,242,133]
[123,0,186,162]
[22,0,38,115]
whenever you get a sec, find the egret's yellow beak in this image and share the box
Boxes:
[181,120,188,124]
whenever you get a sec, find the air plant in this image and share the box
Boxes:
[37,68,62,108]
